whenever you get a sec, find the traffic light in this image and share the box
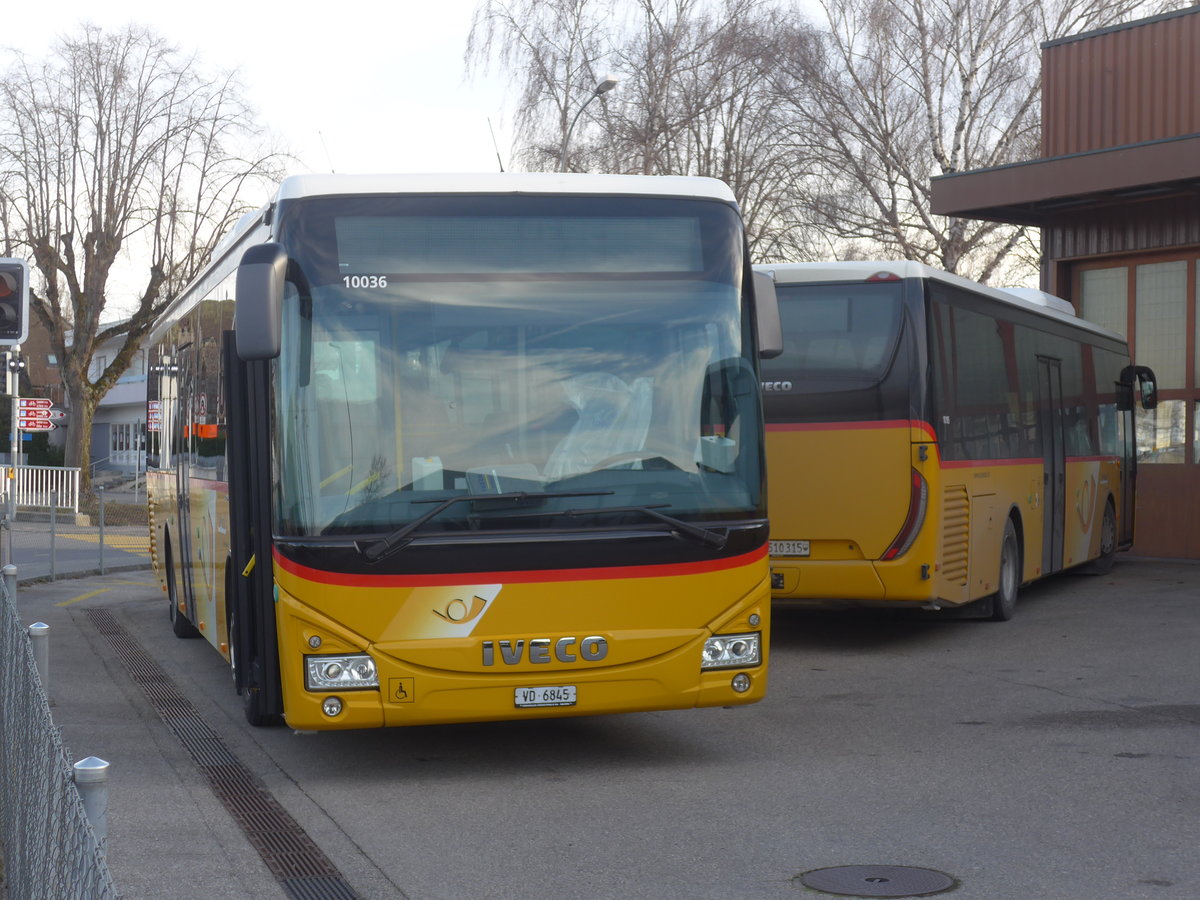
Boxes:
[0,257,30,346]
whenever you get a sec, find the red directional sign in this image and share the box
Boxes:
[18,397,52,409]
[19,408,51,419]
[19,419,55,431]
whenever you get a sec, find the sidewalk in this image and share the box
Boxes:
[8,573,284,899]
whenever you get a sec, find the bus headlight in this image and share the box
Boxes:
[304,654,379,691]
[701,632,761,670]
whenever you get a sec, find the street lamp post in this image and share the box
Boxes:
[558,74,618,172]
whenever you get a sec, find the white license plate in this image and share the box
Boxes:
[770,540,810,557]
[515,685,577,708]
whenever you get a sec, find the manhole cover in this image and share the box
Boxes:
[798,865,956,897]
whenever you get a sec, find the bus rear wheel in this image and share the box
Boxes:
[166,536,200,639]
[991,519,1020,622]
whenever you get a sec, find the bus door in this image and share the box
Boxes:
[175,345,198,610]
[1037,357,1066,574]
[222,331,282,723]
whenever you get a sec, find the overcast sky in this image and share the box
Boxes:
[7,0,515,176]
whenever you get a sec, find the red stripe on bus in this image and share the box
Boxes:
[766,419,937,440]
[943,455,1120,469]
[942,458,1041,469]
[272,544,769,588]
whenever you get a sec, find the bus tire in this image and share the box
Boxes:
[166,535,201,639]
[991,519,1020,622]
[1081,501,1117,576]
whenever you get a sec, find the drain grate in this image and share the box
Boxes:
[86,608,362,900]
[798,865,957,898]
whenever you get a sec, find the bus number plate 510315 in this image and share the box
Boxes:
[515,686,577,708]
[770,540,810,557]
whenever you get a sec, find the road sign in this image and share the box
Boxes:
[47,409,65,420]
[18,397,52,410]
[19,419,55,431]
[19,408,51,419]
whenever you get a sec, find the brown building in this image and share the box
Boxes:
[931,6,1200,559]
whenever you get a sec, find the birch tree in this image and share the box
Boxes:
[769,0,1166,280]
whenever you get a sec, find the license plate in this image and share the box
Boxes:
[770,540,810,557]
[515,685,577,708]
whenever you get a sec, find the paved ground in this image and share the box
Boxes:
[4,555,1199,899]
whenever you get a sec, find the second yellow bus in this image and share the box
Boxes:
[756,261,1157,619]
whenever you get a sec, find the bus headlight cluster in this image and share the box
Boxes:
[701,632,761,670]
[304,654,379,691]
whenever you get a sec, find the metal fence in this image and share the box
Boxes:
[2,474,151,584]
[7,466,82,514]
[0,575,118,899]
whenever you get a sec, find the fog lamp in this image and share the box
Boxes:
[322,696,343,717]
[731,673,752,693]
[305,653,379,691]
[700,632,761,670]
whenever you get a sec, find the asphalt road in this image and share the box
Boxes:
[13,558,1200,899]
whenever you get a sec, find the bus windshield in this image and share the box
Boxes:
[272,194,761,539]
[762,280,904,385]
[759,279,909,423]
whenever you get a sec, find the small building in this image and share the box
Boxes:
[931,6,1200,558]
[88,333,149,475]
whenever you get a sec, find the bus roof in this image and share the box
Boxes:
[754,260,1126,343]
[274,172,737,203]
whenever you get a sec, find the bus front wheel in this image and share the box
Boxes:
[229,606,278,727]
[992,519,1020,622]
[1081,502,1117,575]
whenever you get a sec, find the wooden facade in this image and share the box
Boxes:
[931,7,1200,559]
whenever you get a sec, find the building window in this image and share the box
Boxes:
[1078,255,1197,467]
[1080,267,1127,337]
[1135,261,1187,390]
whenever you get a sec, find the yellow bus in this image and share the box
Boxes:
[756,261,1157,620]
[146,173,779,729]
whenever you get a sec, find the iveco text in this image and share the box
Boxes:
[482,637,609,666]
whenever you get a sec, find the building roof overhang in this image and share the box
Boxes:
[930,132,1200,226]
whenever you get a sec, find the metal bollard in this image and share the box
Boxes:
[97,486,106,575]
[28,621,49,695]
[50,490,58,581]
[73,757,110,844]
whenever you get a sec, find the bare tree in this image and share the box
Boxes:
[769,0,1166,281]
[469,0,822,258]
[0,25,284,488]
[469,0,620,172]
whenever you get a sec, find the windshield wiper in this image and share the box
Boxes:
[354,490,614,563]
[498,504,727,549]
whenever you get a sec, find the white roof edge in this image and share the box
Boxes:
[753,260,1125,342]
[273,172,737,203]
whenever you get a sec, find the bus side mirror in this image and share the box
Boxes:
[236,242,286,360]
[1120,365,1158,410]
[752,270,783,360]
[1140,377,1157,410]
